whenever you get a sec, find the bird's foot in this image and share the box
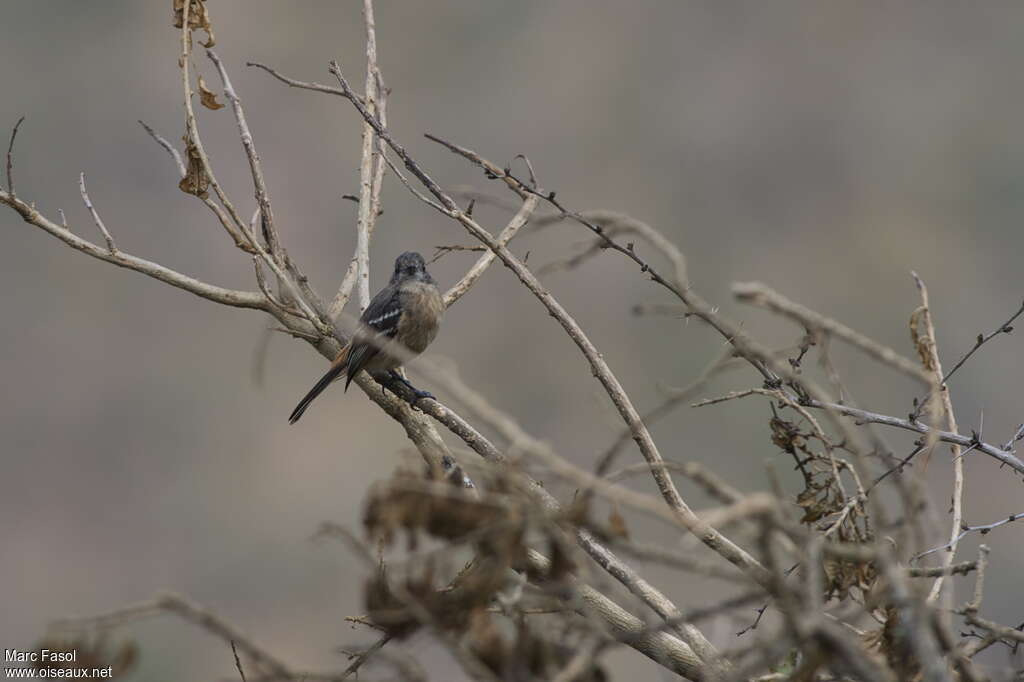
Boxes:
[410,388,436,408]
[387,370,434,408]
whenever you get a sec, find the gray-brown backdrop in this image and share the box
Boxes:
[2,2,1023,679]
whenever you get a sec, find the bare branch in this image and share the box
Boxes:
[352,0,382,311]
[1,189,267,310]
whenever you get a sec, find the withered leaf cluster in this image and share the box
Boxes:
[770,413,877,603]
[172,0,215,48]
[360,467,603,680]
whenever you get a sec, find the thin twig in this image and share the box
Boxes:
[914,514,1024,561]
[246,61,349,98]
[206,49,283,263]
[230,641,248,682]
[138,120,187,178]
[6,115,25,195]
[339,633,392,680]
[78,173,118,253]
[911,299,1024,419]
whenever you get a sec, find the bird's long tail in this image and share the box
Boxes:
[288,346,349,424]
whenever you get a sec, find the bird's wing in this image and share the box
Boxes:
[345,284,403,387]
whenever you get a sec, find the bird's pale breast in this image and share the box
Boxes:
[397,280,444,354]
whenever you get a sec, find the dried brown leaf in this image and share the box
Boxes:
[909,306,935,371]
[197,75,224,110]
[177,133,209,197]
[770,417,804,454]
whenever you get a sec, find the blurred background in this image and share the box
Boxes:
[2,2,1023,679]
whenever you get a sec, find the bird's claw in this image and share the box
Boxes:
[386,370,434,409]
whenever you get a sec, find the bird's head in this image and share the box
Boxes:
[391,251,433,284]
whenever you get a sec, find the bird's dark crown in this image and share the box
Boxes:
[390,251,432,284]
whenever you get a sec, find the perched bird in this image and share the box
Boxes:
[289,252,444,423]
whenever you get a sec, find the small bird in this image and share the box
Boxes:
[289,251,444,423]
